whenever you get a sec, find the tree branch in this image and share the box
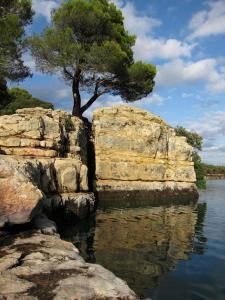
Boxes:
[80,79,113,114]
[63,67,73,80]
[80,94,99,114]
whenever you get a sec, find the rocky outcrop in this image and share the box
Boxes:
[0,108,94,227]
[0,105,199,226]
[0,107,87,161]
[0,231,138,299]
[93,105,198,200]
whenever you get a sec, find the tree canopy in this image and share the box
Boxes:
[0,87,54,115]
[0,0,33,82]
[29,0,156,117]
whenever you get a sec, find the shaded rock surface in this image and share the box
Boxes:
[0,232,138,300]
[0,108,93,228]
[93,105,198,199]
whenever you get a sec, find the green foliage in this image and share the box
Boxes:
[202,163,225,175]
[0,0,34,81]
[175,126,203,151]
[193,152,207,189]
[28,0,156,115]
[175,126,206,189]
[0,87,54,115]
[65,116,74,131]
[120,61,156,101]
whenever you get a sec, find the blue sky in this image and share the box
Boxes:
[13,0,225,165]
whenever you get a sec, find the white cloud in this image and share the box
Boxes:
[134,93,164,106]
[182,92,193,98]
[122,3,161,36]
[156,58,225,93]
[156,58,215,86]
[32,0,59,22]
[116,2,194,61]
[55,88,71,99]
[134,37,194,61]
[188,0,225,39]
[187,110,225,164]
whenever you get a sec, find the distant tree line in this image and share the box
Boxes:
[202,164,225,175]
[175,126,225,188]
[0,87,53,115]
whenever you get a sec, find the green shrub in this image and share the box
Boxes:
[175,126,206,189]
[193,152,207,189]
[65,116,74,131]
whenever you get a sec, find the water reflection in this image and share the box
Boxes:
[60,201,207,298]
[194,202,207,255]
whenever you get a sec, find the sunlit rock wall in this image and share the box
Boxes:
[0,108,92,227]
[93,105,198,198]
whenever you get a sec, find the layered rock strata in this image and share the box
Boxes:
[0,108,93,227]
[0,231,138,299]
[93,105,198,200]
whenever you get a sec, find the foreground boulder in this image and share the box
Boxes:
[0,156,43,227]
[0,232,138,299]
[0,108,93,228]
[93,105,198,201]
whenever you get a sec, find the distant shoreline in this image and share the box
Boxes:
[206,174,225,180]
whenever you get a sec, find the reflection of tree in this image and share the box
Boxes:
[194,202,207,255]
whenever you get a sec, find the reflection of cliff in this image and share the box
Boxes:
[60,204,197,298]
[93,206,197,297]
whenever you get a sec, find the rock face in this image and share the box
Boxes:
[0,107,87,161]
[0,232,138,299]
[93,105,198,199]
[0,108,94,227]
[0,105,199,226]
[0,156,43,227]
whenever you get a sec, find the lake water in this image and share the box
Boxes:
[60,180,225,300]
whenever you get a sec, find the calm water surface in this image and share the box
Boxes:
[60,180,225,300]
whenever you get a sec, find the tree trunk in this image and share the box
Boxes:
[80,94,99,115]
[72,93,81,117]
[72,69,82,117]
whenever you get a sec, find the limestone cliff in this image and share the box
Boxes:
[93,105,198,199]
[0,105,199,226]
[0,108,93,227]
